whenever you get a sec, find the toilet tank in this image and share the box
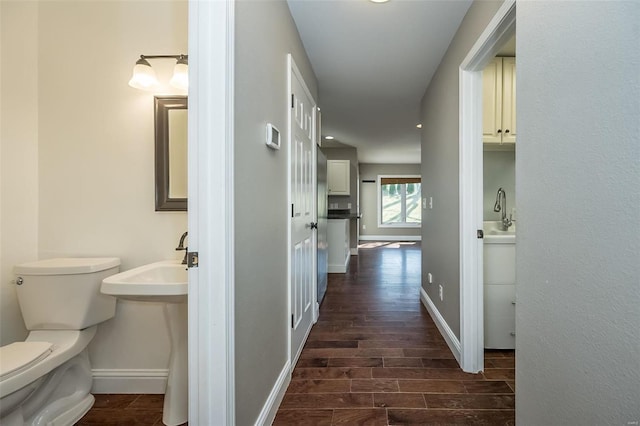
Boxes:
[14,258,120,330]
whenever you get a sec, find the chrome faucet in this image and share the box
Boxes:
[176,231,188,265]
[493,188,513,231]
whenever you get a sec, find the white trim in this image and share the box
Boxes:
[458,0,516,374]
[349,248,358,256]
[91,369,168,394]
[328,254,350,273]
[188,0,235,424]
[254,361,291,426]
[359,235,421,242]
[420,288,461,363]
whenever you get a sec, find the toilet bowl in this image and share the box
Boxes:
[0,257,120,426]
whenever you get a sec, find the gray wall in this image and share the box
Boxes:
[483,150,515,220]
[321,147,359,249]
[359,163,421,238]
[516,2,640,424]
[234,1,317,424]
[420,0,504,338]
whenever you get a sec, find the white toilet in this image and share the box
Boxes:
[0,257,120,426]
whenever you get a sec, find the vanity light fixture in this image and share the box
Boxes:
[128,54,189,91]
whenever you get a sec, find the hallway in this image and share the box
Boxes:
[274,242,515,425]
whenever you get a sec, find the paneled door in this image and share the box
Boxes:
[289,55,317,367]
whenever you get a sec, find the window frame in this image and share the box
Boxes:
[377,174,422,228]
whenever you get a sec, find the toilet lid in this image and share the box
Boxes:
[0,342,53,381]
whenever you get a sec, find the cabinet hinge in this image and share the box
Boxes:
[187,252,199,268]
[477,229,484,239]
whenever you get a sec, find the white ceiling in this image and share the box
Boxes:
[287,0,473,163]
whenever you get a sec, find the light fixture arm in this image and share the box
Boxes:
[138,54,188,62]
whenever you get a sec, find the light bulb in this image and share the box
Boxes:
[170,61,189,91]
[128,58,159,90]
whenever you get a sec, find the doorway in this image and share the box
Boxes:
[458,0,516,373]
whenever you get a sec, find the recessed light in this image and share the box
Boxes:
[370,0,390,3]
[416,124,423,129]
[325,136,335,140]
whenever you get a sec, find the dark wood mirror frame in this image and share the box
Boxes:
[155,96,187,211]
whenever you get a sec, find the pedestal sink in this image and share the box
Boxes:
[101,260,187,426]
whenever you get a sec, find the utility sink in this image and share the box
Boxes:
[101,260,187,303]
[101,260,188,426]
[483,220,516,236]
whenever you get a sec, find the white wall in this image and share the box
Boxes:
[483,150,515,220]
[420,0,504,339]
[516,2,640,424]
[234,1,317,423]
[359,163,421,239]
[0,1,38,346]
[1,0,188,389]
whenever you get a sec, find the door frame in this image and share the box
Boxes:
[458,0,515,373]
[188,0,236,423]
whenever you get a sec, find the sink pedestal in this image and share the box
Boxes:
[163,302,188,426]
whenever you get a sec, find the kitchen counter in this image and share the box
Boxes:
[327,209,360,220]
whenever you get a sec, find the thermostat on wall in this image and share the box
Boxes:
[266,123,280,150]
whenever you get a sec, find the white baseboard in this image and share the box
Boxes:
[359,235,421,241]
[91,369,167,394]
[255,360,291,426]
[328,254,350,273]
[420,288,461,364]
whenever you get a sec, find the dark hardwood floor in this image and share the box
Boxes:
[274,241,515,425]
[79,241,514,425]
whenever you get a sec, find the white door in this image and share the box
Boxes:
[289,56,316,367]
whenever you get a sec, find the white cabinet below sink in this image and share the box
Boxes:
[484,239,516,349]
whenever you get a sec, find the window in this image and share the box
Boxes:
[378,175,422,227]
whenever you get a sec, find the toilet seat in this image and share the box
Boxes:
[0,342,53,382]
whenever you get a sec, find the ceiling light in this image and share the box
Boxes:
[416,124,423,129]
[325,136,335,140]
[369,0,390,3]
[129,54,188,91]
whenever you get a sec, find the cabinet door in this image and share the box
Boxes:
[484,284,516,349]
[327,160,350,195]
[501,57,516,145]
[482,58,503,144]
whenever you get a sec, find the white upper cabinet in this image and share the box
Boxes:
[327,160,350,196]
[483,57,516,148]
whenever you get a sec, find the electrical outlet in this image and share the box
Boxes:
[422,198,427,209]
[429,197,433,209]
[438,284,443,301]
[427,273,433,284]
[362,224,366,230]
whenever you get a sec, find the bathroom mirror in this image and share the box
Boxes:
[155,96,187,211]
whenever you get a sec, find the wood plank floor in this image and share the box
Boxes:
[79,241,514,425]
[274,241,515,425]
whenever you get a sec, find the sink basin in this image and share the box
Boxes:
[101,260,187,303]
[483,220,516,235]
[101,259,188,425]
